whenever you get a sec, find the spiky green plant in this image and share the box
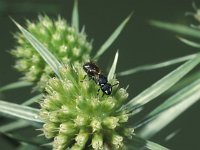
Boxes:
[1,1,200,150]
[11,15,92,90]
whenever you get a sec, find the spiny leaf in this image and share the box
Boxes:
[0,100,42,123]
[178,36,200,48]
[0,95,43,133]
[0,94,42,132]
[2,132,48,147]
[17,143,45,150]
[121,53,200,112]
[164,129,181,142]
[108,50,119,81]
[150,20,200,38]
[93,13,133,60]
[126,135,169,150]
[72,0,79,32]
[0,120,30,132]
[117,53,197,76]
[0,81,32,92]
[166,71,200,94]
[11,18,62,78]
[137,78,200,139]
[22,94,43,106]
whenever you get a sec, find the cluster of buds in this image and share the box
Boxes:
[39,64,134,150]
[11,15,92,90]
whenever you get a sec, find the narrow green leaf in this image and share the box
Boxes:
[0,95,43,133]
[72,0,79,31]
[18,143,44,150]
[2,132,48,147]
[11,18,62,78]
[0,100,42,123]
[167,71,200,94]
[137,78,200,139]
[144,139,169,150]
[0,81,32,92]
[0,120,29,132]
[135,77,200,129]
[164,129,181,142]
[22,94,43,106]
[178,36,200,48]
[121,53,200,112]
[108,50,119,81]
[117,54,197,76]
[93,13,133,60]
[150,20,200,38]
[126,135,169,150]
[147,78,200,123]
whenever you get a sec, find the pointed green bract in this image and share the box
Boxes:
[18,143,45,150]
[108,50,119,81]
[150,20,200,38]
[3,132,47,147]
[11,18,62,78]
[117,53,197,76]
[0,120,30,132]
[144,139,169,150]
[72,0,79,32]
[147,78,200,120]
[93,13,133,60]
[126,136,169,150]
[0,100,42,123]
[138,78,200,139]
[22,94,43,106]
[0,81,33,92]
[121,53,200,112]
[178,37,200,48]
[167,71,200,94]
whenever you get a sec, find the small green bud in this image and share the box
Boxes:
[59,122,76,134]
[74,115,88,127]
[92,133,103,150]
[75,131,89,147]
[103,117,119,129]
[43,123,57,138]
[53,134,69,150]
[123,128,135,139]
[117,112,129,123]
[111,133,123,149]
[71,144,82,150]
[91,119,102,132]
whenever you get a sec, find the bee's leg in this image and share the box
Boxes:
[102,93,104,97]
[97,88,100,96]
[80,75,87,82]
[112,82,119,87]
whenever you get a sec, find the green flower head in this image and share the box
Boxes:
[39,64,134,150]
[11,15,92,90]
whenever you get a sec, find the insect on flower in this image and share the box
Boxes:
[83,62,118,96]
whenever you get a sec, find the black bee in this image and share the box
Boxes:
[83,62,100,81]
[83,62,118,96]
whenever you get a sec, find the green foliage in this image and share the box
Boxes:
[2,1,200,150]
[0,100,42,122]
[93,13,132,60]
[121,53,200,113]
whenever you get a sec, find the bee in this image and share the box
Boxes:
[83,62,118,96]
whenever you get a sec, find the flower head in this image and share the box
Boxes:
[11,15,92,90]
[39,64,134,150]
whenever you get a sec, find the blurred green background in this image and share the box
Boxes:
[0,0,200,149]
